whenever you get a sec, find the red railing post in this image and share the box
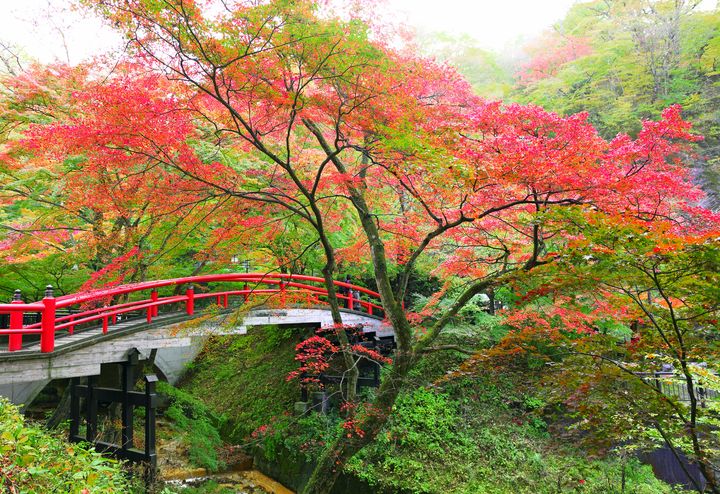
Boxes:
[148,290,158,322]
[8,289,24,351]
[69,315,75,335]
[102,316,109,334]
[280,281,286,306]
[151,289,159,317]
[224,293,228,308]
[40,285,56,353]
[243,283,248,302]
[186,285,195,315]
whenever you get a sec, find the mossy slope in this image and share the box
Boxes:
[178,326,304,443]
[178,328,675,494]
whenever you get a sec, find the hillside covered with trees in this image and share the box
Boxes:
[431,0,720,208]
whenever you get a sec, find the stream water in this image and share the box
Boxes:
[164,469,295,494]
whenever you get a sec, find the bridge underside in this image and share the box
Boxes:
[0,307,390,406]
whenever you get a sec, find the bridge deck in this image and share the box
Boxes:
[0,273,391,405]
[0,306,388,360]
[0,272,387,356]
[0,312,188,360]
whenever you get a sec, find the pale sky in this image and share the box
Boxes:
[0,0,585,64]
[0,0,716,64]
[391,0,579,50]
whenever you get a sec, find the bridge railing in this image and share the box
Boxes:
[0,273,383,353]
[636,371,719,407]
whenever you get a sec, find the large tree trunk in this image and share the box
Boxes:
[300,120,420,494]
[301,349,415,494]
[320,252,359,402]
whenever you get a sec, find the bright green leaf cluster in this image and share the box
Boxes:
[0,398,131,493]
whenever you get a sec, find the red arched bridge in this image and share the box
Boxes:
[0,273,391,405]
[0,273,387,354]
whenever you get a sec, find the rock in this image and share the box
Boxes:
[293,401,308,415]
[225,449,254,471]
[161,467,207,481]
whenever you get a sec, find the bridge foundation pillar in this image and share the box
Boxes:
[0,379,51,409]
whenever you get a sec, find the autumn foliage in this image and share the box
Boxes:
[287,325,391,388]
[1,1,718,493]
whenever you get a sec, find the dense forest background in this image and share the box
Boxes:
[425,0,719,209]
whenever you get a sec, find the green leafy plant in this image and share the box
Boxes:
[0,398,131,493]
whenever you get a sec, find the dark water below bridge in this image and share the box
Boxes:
[642,447,707,491]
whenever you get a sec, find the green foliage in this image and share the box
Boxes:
[0,253,90,301]
[0,398,131,493]
[264,325,297,350]
[455,297,507,343]
[158,382,227,472]
[417,31,514,98]
[412,290,505,344]
[346,378,673,494]
[360,388,476,474]
[254,411,340,464]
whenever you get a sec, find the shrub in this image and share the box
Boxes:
[0,398,131,493]
[345,383,674,494]
[253,411,340,464]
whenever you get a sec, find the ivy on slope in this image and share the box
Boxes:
[0,398,131,493]
[157,382,227,472]
[178,326,302,443]
[346,377,672,494]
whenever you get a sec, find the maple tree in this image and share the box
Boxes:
[287,324,391,389]
[0,0,713,492]
[508,0,720,211]
[468,214,720,492]
[517,33,592,84]
[570,223,720,492]
[1,64,202,284]
[0,62,296,294]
